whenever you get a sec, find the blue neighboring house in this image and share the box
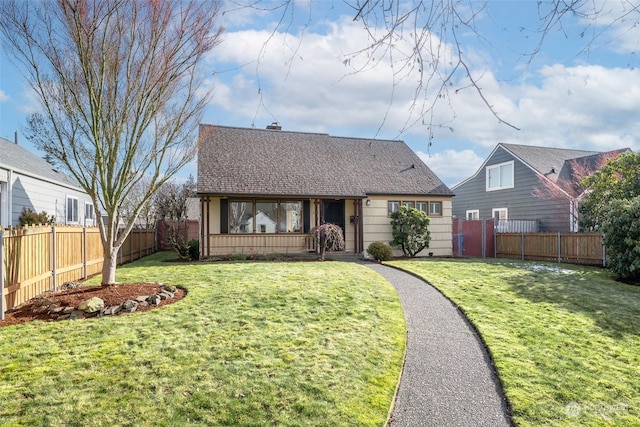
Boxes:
[451,143,629,232]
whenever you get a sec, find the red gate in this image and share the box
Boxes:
[452,218,495,258]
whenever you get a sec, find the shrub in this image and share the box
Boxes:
[390,205,430,257]
[19,208,55,226]
[367,241,393,261]
[188,239,199,261]
[601,196,640,281]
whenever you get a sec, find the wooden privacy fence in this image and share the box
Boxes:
[495,232,606,266]
[1,225,156,318]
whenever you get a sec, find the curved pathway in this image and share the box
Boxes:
[365,263,512,427]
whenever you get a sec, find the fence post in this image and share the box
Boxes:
[521,231,525,260]
[602,243,607,267]
[494,223,497,258]
[557,233,562,264]
[52,225,57,292]
[1,228,5,321]
[83,227,87,279]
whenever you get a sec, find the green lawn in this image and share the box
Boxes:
[0,252,406,426]
[388,258,640,427]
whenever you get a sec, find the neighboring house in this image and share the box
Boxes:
[451,143,629,232]
[197,124,454,257]
[0,136,95,227]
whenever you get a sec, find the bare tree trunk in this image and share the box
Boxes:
[101,247,119,286]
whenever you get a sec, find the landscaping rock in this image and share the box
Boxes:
[159,291,174,300]
[35,297,55,307]
[78,297,104,313]
[122,300,138,312]
[69,310,85,320]
[61,281,83,290]
[24,285,180,322]
[101,305,122,316]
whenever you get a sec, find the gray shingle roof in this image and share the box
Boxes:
[0,136,82,189]
[502,143,630,184]
[197,125,453,198]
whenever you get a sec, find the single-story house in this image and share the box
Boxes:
[451,143,629,232]
[197,124,454,257]
[0,135,95,227]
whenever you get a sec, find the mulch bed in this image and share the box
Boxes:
[0,283,185,328]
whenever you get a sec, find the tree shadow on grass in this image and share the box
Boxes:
[500,263,640,339]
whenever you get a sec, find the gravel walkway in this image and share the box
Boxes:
[365,263,512,427]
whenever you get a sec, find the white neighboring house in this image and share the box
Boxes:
[0,136,95,227]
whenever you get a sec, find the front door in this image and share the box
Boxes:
[322,199,345,248]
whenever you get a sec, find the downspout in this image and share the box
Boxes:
[7,170,12,227]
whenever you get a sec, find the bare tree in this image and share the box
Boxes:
[241,1,639,139]
[533,150,625,230]
[0,0,222,284]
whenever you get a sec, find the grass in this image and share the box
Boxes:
[0,252,406,426]
[387,258,640,427]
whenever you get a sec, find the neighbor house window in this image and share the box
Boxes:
[388,201,400,215]
[66,196,78,223]
[85,202,94,223]
[401,201,415,209]
[429,201,442,216]
[466,210,479,220]
[256,201,277,233]
[492,208,508,221]
[230,200,303,234]
[230,201,252,233]
[486,161,514,191]
[416,202,428,212]
[279,201,302,233]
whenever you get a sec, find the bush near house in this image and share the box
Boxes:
[367,241,393,261]
[18,207,55,226]
[390,205,430,257]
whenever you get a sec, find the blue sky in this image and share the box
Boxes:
[1,0,639,187]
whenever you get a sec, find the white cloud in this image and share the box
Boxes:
[203,9,640,187]
[0,89,8,102]
[418,149,485,188]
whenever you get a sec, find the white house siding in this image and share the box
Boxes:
[362,196,452,257]
[1,166,93,227]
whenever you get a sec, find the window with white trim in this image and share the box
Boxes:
[66,196,79,224]
[492,208,508,221]
[416,202,428,212]
[388,201,400,215]
[486,161,514,191]
[401,201,415,209]
[85,202,95,225]
[466,210,479,220]
[429,201,442,216]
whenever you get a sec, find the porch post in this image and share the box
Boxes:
[354,199,364,254]
[314,199,321,254]
[200,197,206,258]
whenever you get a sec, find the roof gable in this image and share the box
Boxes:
[452,143,630,190]
[0,137,82,190]
[197,125,452,197]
